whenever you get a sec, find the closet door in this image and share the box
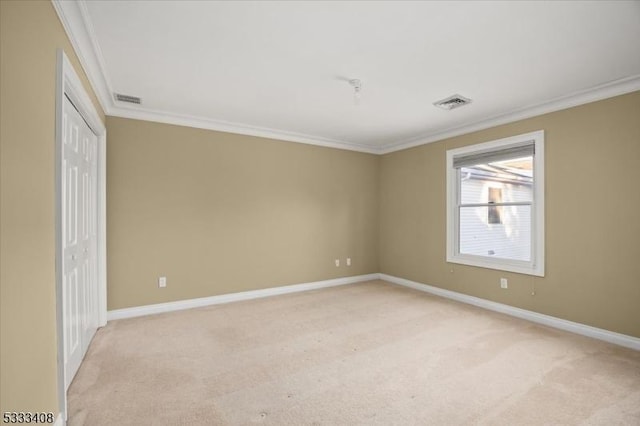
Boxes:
[62,95,98,389]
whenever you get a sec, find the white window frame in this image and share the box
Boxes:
[446,130,545,276]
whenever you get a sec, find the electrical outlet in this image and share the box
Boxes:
[346,258,351,266]
[335,259,340,267]
[500,278,508,289]
[158,276,167,288]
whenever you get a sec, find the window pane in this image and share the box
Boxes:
[459,205,531,261]
[460,156,533,204]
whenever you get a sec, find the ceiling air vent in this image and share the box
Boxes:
[433,94,472,110]
[114,93,142,104]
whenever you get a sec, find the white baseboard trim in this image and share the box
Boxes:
[54,412,64,426]
[107,274,380,321]
[107,272,638,350]
[380,273,640,351]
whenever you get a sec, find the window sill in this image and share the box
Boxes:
[447,254,544,277]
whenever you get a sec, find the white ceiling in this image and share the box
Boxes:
[56,1,640,153]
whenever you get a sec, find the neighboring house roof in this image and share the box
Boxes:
[462,159,533,186]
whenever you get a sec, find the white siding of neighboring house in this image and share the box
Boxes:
[459,178,532,261]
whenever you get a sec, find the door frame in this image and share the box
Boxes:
[55,49,107,421]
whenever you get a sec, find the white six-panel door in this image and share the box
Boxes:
[62,95,99,390]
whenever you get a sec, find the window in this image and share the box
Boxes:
[446,130,544,276]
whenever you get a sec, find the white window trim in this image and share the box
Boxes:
[446,130,545,276]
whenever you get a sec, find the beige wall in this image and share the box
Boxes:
[380,91,640,338]
[1,1,638,414]
[0,1,105,414]
[106,117,379,310]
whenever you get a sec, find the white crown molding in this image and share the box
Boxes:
[106,75,640,155]
[51,0,115,115]
[52,0,639,156]
[107,105,381,154]
[107,274,380,321]
[380,75,640,154]
[380,274,640,351]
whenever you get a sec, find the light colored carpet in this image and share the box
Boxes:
[68,280,640,425]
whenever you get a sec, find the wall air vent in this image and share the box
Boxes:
[114,93,142,104]
[433,94,472,110]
